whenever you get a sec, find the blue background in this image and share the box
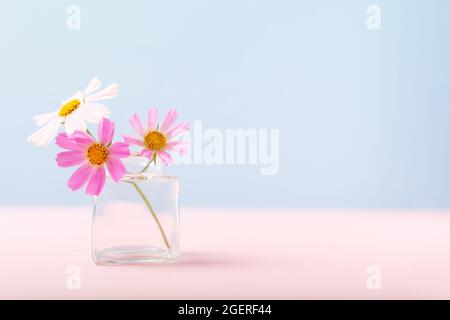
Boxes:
[1,0,449,207]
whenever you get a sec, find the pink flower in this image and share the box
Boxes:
[122,108,189,165]
[56,118,130,196]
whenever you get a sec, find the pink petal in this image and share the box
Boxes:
[109,142,130,158]
[85,166,106,196]
[166,141,190,154]
[56,133,86,152]
[106,158,127,182]
[68,163,93,191]
[129,113,146,136]
[147,108,158,131]
[71,130,95,146]
[156,150,173,166]
[166,122,189,137]
[98,117,115,145]
[122,134,144,147]
[160,109,178,133]
[56,151,87,168]
[140,149,154,160]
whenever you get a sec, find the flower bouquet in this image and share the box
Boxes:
[28,78,189,265]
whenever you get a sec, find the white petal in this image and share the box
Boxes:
[77,103,110,123]
[84,77,102,96]
[27,117,62,147]
[86,84,119,102]
[33,112,57,127]
[64,112,87,135]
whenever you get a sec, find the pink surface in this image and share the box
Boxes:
[0,207,450,299]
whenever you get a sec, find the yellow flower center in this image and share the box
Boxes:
[58,99,81,117]
[144,131,167,151]
[87,144,109,166]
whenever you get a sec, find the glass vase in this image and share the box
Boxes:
[92,160,180,265]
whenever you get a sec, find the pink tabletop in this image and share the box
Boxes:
[0,207,449,299]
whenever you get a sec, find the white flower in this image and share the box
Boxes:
[27,77,119,147]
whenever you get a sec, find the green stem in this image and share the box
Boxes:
[86,128,95,139]
[138,160,152,174]
[130,181,171,250]
[137,153,157,174]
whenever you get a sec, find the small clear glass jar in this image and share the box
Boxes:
[92,157,180,265]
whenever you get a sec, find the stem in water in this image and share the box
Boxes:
[130,181,171,250]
